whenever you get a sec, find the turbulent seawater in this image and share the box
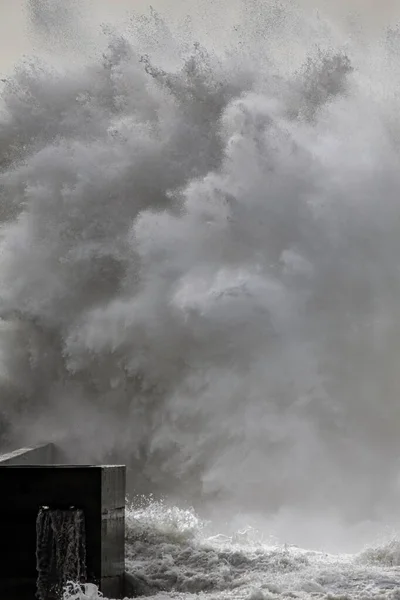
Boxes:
[3,0,400,598]
[63,500,400,600]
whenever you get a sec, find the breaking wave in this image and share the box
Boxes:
[2,0,400,545]
[63,500,400,599]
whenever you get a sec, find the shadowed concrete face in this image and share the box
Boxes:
[0,446,125,599]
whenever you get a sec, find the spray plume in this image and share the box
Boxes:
[1,0,400,538]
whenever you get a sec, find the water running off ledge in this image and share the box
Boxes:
[36,507,87,600]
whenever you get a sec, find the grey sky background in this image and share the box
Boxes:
[0,0,28,72]
[0,0,240,73]
[1,0,400,75]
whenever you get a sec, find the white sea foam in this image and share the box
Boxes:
[63,501,400,600]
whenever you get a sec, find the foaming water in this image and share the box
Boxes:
[61,501,400,599]
[2,0,400,549]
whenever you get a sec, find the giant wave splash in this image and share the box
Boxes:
[1,0,400,548]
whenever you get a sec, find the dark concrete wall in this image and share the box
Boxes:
[101,466,126,591]
[0,465,125,599]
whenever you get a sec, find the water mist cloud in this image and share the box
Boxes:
[1,1,400,536]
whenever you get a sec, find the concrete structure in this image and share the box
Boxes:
[0,442,61,465]
[0,445,126,599]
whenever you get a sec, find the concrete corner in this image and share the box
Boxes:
[0,450,126,599]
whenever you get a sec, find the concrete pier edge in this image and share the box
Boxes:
[0,443,127,599]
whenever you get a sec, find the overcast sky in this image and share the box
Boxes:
[0,0,239,73]
[1,0,400,74]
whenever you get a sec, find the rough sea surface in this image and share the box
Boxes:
[64,500,400,600]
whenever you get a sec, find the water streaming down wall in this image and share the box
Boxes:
[36,507,87,600]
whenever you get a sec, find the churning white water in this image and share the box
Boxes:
[3,0,400,598]
[63,499,400,600]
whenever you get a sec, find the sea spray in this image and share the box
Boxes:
[1,1,400,547]
[63,582,101,600]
